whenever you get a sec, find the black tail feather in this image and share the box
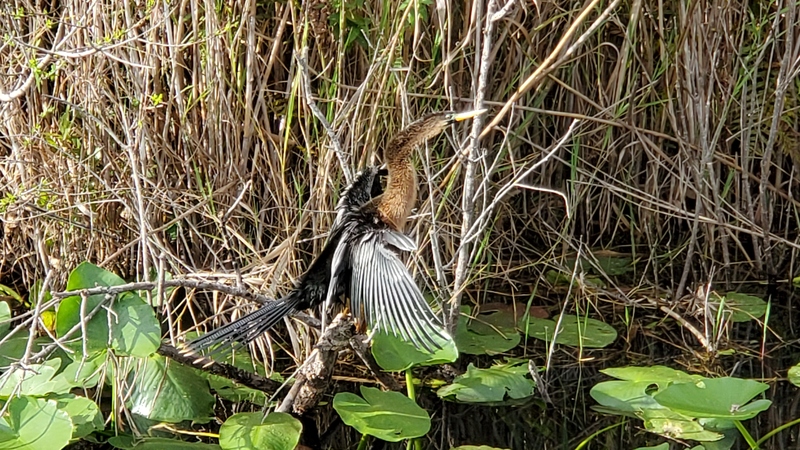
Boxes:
[184,295,299,355]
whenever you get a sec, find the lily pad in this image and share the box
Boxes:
[219,412,301,450]
[641,409,723,442]
[718,292,767,322]
[56,262,160,358]
[789,363,800,387]
[589,380,664,413]
[653,377,771,420]
[455,306,520,355]
[108,436,221,449]
[55,394,104,439]
[521,314,616,348]
[372,329,458,372]
[125,354,214,423]
[437,361,535,404]
[601,366,703,387]
[0,396,72,450]
[0,359,74,398]
[333,386,430,442]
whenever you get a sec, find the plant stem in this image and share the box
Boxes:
[405,369,422,450]
[734,420,759,449]
[756,416,800,447]
[357,433,369,450]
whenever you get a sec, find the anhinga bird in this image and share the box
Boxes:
[186,110,484,354]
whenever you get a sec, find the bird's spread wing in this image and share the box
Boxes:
[348,229,449,352]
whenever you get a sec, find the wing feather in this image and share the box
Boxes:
[348,230,449,351]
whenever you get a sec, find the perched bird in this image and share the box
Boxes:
[186,110,484,354]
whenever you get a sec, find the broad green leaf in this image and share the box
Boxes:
[219,412,301,450]
[589,380,664,413]
[711,292,767,322]
[108,436,222,449]
[0,336,52,367]
[594,255,633,276]
[372,330,458,372]
[789,363,800,387]
[125,354,214,423]
[0,302,10,336]
[641,409,723,442]
[56,262,159,357]
[451,447,510,450]
[634,444,670,450]
[110,293,160,357]
[653,377,771,420]
[437,362,535,404]
[54,394,103,439]
[601,366,703,387]
[0,359,73,397]
[455,306,520,355]
[333,386,430,442]
[0,396,72,450]
[522,314,616,348]
[59,352,106,389]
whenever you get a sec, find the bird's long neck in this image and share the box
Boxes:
[375,117,442,232]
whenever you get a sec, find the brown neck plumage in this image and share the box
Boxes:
[372,113,453,232]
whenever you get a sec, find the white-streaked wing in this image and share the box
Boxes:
[348,230,449,352]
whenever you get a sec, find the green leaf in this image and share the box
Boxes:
[0,359,73,398]
[589,380,664,413]
[372,330,458,372]
[653,377,771,420]
[455,306,520,355]
[111,293,161,357]
[633,444,670,450]
[717,292,767,322]
[789,363,800,387]
[54,394,103,439]
[333,386,430,442]
[55,262,159,357]
[108,436,222,449]
[521,314,616,348]
[451,446,510,450]
[219,412,301,450]
[59,352,106,389]
[0,302,11,336]
[641,409,723,442]
[125,354,215,423]
[601,366,703,387]
[437,362,535,404]
[0,396,72,450]
[594,255,633,276]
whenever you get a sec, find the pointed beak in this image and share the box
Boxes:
[450,108,488,122]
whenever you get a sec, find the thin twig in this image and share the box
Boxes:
[447,0,498,334]
[296,47,352,184]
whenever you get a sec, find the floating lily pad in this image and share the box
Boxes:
[108,436,222,449]
[125,354,214,423]
[455,306,520,355]
[601,366,703,387]
[437,361,535,404]
[0,396,72,450]
[372,329,458,372]
[641,409,723,442]
[521,314,616,348]
[219,412,301,450]
[653,377,771,420]
[333,386,430,442]
[717,292,767,322]
[590,380,664,413]
[56,262,160,358]
[789,363,800,387]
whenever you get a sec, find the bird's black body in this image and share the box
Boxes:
[186,166,393,352]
